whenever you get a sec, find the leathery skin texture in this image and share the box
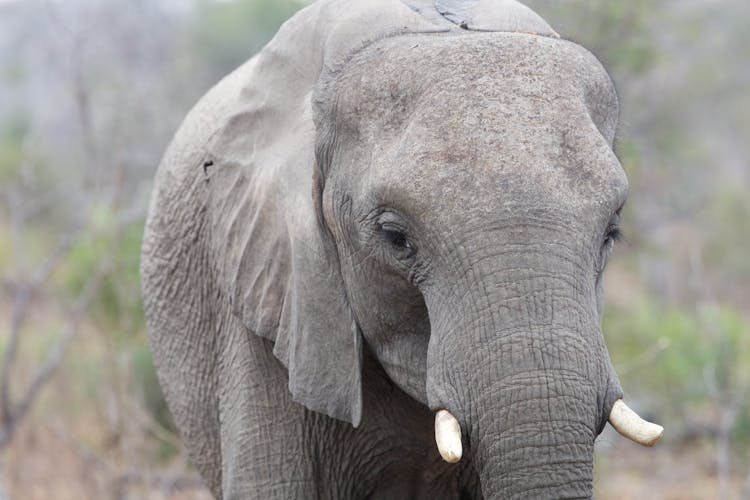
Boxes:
[141,1,641,498]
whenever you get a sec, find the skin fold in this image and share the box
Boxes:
[141,1,635,498]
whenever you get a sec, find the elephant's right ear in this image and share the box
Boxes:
[202,0,445,426]
[206,103,364,425]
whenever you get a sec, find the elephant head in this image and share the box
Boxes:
[202,0,662,497]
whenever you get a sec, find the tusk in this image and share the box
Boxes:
[435,410,462,463]
[608,399,664,447]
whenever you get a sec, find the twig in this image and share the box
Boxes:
[0,232,79,430]
[618,336,671,377]
[14,259,110,428]
[0,219,106,449]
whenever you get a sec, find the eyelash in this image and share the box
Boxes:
[377,226,416,259]
[594,221,622,278]
[605,223,623,244]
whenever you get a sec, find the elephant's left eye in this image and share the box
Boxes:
[598,222,622,275]
[604,223,622,247]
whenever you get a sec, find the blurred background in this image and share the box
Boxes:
[0,0,747,498]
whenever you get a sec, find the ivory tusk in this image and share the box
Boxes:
[608,399,664,447]
[435,410,462,463]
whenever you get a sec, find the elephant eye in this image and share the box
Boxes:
[382,228,408,248]
[604,223,622,247]
[603,205,624,250]
[598,221,622,276]
[378,225,416,259]
[373,210,417,262]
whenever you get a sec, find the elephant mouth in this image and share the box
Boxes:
[433,399,662,464]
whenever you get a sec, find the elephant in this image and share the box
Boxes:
[140,0,663,498]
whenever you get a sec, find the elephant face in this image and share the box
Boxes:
[315,33,627,494]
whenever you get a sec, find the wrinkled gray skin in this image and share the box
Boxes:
[142,1,629,498]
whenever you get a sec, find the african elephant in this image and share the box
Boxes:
[140,0,663,498]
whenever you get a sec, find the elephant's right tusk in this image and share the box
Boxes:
[435,410,462,463]
[608,399,664,447]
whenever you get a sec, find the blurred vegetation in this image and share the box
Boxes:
[0,0,748,498]
[189,0,307,74]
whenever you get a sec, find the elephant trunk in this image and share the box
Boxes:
[424,260,620,498]
[467,349,599,498]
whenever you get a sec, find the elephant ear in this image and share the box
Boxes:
[203,0,446,426]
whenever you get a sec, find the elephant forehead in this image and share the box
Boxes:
[333,33,625,218]
[393,93,626,207]
[362,117,627,230]
[335,32,618,142]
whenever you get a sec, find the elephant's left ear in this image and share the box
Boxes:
[203,0,446,426]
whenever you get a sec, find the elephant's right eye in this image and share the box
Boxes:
[382,228,409,248]
[377,225,416,260]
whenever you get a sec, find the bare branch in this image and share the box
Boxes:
[12,259,110,428]
[0,230,79,429]
[618,336,671,377]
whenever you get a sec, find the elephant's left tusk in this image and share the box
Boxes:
[608,399,664,446]
[435,410,462,463]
